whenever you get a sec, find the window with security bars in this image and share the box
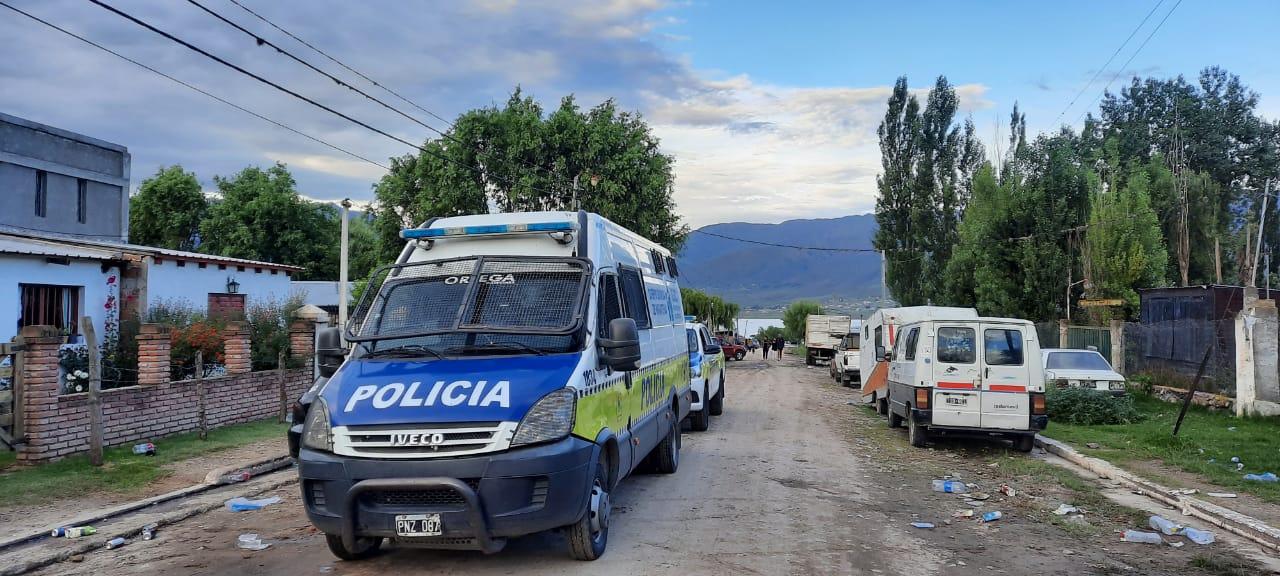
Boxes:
[349,257,589,346]
[20,284,81,335]
[618,267,651,329]
[597,274,623,336]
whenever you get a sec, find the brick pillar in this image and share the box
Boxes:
[289,320,315,367]
[137,323,171,385]
[17,325,64,464]
[224,321,251,374]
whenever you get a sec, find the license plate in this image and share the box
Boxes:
[395,514,442,537]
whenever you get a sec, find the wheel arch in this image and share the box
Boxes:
[592,428,621,490]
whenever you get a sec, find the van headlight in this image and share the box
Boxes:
[302,398,333,452]
[512,388,576,447]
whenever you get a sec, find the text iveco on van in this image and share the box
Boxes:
[296,211,691,561]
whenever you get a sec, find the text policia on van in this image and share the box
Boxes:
[289,211,695,561]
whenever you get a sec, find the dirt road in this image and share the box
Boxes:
[30,358,1256,575]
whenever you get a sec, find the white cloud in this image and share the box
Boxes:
[647,75,991,227]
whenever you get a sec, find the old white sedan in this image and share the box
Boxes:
[1041,349,1127,395]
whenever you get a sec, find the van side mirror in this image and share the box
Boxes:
[875,345,889,362]
[316,327,347,378]
[705,343,722,355]
[600,317,641,371]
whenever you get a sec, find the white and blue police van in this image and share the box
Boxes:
[684,318,725,431]
[294,211,691,561]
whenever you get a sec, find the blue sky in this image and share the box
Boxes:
[2,0,1277,228]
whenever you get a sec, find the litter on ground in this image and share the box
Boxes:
[225,496,282,512]
[1052,504,1080,516]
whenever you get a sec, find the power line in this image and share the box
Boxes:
[691,229,881,252]
[225,0,454,129]
[1075,0,1183,124]
[183,0,450,139]
[88,0,523,188]
[198,0,572,189]
[0,1,388,170]
[1055,0,1165,124]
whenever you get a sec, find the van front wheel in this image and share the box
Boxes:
[567,457,610,560]
[907,415,927,447]
[325,534,382,561]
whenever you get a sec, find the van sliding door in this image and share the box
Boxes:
[930,324,981,428]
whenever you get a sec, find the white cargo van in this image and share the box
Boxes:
[879,316,1048,451]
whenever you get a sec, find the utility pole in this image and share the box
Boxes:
[1251,179,1270,287]
[338,198,352,332]
[880,250,887,306]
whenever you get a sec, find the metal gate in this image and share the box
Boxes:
[1066,326,1111,353]
[0,341,22,451]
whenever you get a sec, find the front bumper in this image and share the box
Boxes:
[910,408,1048,438]
[298,435,595,552]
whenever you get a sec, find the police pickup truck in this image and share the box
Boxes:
[294,211,691,561]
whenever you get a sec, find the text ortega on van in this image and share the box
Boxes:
[343,380,511,412]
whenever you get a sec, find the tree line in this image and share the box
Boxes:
[875,67,1279,322]
[130,87,689,286]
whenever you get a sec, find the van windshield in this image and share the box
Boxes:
[347,256,590,355]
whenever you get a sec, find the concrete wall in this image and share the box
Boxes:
[0,113,130,241]
[0,253,119,343]
[146,257,296,312]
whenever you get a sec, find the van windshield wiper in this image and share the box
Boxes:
[363,344,443,360]
[446,342,547,356]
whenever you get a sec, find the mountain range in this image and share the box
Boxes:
[675,214,882,311]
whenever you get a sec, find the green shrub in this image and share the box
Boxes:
[1046,387,1145,425]
[246,294,305,371]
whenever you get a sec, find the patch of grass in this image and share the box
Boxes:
[0,418,287,508]
[991,454,1148,532]
[0,450,14,470]
[1044,392,1280,503]
[1190,554,1254,576]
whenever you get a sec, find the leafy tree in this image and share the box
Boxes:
[347,214,381,281]
[680,287,738,331]
[129,166,207,250]
[755,325,784,343]
[199,163,339,280]
[371,88,688,265]
[781,300,824,343]
[875,76,984,305]
[1085,167,1167,319]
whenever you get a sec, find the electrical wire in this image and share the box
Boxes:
[88,0,547,193]
[225,0,454,129]
[0,0,389,171]
[1054,0,1165,123]
[1075,0,1183,124]
[189,0,573,190]
[690,229,881,252]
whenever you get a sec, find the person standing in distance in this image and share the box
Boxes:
[774,337,784,360]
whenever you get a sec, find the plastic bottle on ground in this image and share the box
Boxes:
[1244,472,1278,482]
[64,526,96,538]
[932,480,969,493]
[1182,527,1215,545]
[1148,515,1182,535]
[1121,530,1164,544]
[981,511,1002,523]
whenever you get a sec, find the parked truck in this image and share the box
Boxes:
[804,315,851,366]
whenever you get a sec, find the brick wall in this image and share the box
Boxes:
[40,368,311,459]
[15,320,317,463]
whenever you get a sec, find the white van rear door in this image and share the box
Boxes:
[979,324,1030,430]
[930,323,981,428]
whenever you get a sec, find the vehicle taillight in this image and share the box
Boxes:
[915,387,930,410]
[1031,392,1046,415]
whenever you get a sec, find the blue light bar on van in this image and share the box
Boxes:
[684,315,697,323]
[400,221,574,240]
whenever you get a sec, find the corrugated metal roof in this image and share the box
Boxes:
[0,228,303,271]
[0,235,122,261]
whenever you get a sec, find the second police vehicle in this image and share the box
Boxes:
[295,211,691,561]
[684,318,725,431]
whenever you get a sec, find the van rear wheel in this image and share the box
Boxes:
[1014,435,1035,453]
[887,397,903,428]
[907,415,927,447]
[653,411,681,474]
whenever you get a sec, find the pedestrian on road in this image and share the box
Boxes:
[774,338,784,360]
[761,338,771,360]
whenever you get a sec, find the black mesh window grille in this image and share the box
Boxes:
[348,257,589,341]
[598,274,623,335]
[618,267,651,330]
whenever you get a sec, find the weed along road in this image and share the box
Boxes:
[31,358,1245,576]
